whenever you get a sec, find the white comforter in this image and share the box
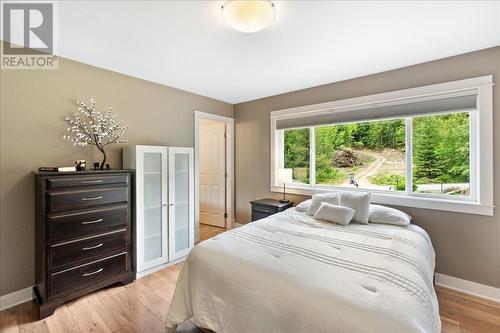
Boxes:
[166,208,440,333]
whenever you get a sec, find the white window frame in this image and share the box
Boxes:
[270,76,494,216]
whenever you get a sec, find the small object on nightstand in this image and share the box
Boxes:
[93,162,100,170]
[75,160,86,171]
[250,198,293,222]
[105,164,110,170]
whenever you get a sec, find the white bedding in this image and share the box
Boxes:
[165,208,440,333]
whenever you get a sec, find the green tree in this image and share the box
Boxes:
[435,113,469,183]
[413,113,469,184]
[284,128,310,183]
[413,116,440,181]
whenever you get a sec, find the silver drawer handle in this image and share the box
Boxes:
[81,218,103,225]
[81,196,103,201]
[82,268,103,277]
[82,243,103,251]
[82,179,103,184]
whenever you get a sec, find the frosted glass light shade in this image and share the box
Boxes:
[222,1,275,33]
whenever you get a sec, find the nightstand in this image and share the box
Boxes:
[250,199,294,222]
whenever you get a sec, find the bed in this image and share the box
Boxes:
[165,207,440,333]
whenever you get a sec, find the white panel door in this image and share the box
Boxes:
[199,120,226,227]
[168,147,194,261]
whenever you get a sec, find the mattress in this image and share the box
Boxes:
[165,208,440,333]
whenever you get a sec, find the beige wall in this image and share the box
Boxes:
[2,46,499,296]
[234,46,500,288]
[0,57,233,296]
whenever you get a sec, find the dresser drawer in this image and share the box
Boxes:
[48,187,128,212]
[49,252,128,298]
[47,174,128,189]
[49,230,127,269]
[48,205,128,241]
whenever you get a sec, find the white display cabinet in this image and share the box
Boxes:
[123,145,194,276]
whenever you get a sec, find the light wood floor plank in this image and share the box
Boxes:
[155,285,176,304]
[87,292,141,333]
[109,290,165,333]
[137,270,170,291]
[126,280,171,321]
[14,301,50,333]
[0,310,20,333]
[2,224,500,333]
[47,305,81,333]
[66,298,112,333]
[441,317,461,333]
[438,289,500,321]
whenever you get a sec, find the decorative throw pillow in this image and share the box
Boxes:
[295,199,312,212]
[306,193,340,216]
[313,202,356,226]
[369,204,411,226]
[339,192,371,224]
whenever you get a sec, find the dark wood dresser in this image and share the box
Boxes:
[34,170,134,318]
[250,199,294,222]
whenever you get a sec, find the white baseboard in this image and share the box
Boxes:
[435,273,500,303]
[136,257,186,279]
[0,286,34,311]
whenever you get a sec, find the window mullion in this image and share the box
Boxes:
[279,130,285,169]
[405,117,413,195]
[469,111,478,202]
[310,127,316,187]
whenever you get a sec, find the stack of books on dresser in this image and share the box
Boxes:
[38,166,76,172]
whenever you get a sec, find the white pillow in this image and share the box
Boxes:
[313,202,355,226]
[339,192,371,224]
[306,193,340,216]
[295,199,312,212]
[369,204,411,226]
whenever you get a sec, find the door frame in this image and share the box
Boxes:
[194,111,234,236]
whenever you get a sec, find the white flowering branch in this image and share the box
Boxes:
[63,98,129,170]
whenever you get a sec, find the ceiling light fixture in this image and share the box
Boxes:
[221,0,276,33]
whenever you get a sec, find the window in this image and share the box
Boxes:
[270,76,493,215]
[412,113,470,196]
[315,119,406,191]
[282,112,470,195]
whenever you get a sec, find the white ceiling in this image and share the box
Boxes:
[57,1,500,104]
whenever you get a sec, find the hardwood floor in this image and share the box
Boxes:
[199,224,227,242]
[1,224,499,333]
[438,286,500,333]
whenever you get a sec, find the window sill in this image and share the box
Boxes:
[270,185,494,216]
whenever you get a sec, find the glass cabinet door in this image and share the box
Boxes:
[141,150,167,269]
[168,148,194,260]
